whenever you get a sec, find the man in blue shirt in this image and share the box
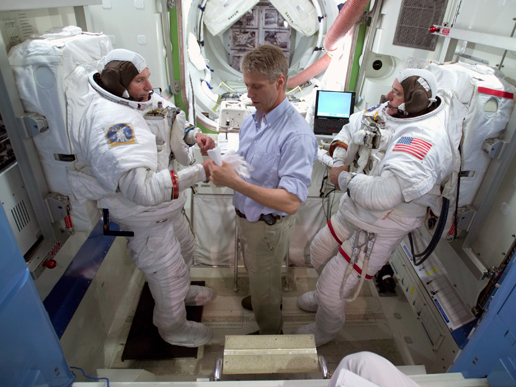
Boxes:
[210,44,318,334]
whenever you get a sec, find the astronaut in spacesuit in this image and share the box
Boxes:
[68,49,217,347]
[296,68,466,346]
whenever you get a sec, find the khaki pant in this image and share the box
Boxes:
[237,214,295,334]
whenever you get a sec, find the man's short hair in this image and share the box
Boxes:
[240,44,289,90]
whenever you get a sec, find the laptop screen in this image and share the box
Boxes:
[314,90,356,136]
[315,90,355,119]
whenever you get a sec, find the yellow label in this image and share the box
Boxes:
[427,267,439,276]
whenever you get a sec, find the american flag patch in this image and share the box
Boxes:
[393,137,432,160]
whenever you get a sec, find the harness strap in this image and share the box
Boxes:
[327,219,343,245]
[338,246,373,279]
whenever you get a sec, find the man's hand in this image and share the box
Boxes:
[329,166,349,190]
[196,133,216,156]
[209,161,240,189]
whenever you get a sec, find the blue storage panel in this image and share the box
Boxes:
[0,205,74,387]
[450,253,516,382]
[488,357,516,387]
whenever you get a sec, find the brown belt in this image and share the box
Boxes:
[235,208,282,225]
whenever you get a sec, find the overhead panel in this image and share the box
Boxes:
[228,3,291,71]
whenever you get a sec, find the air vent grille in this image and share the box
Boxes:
[11,200,31,232]
[393,0,448,51]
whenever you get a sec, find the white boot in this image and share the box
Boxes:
[295,322,333,347]
[185,285,217,306]
[297,290,319,312]
[159,321,212,347]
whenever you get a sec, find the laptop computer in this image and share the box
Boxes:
[313,90,356,136]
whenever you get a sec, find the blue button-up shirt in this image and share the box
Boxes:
[234,97,318,222]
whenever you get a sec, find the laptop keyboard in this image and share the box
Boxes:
[314,119,345,134]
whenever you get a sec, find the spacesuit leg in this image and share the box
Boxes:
[173,209,195,268]
[297,219,353,313]
[171,209,217,306]
[329,351,420,387]
[296,253,360,346]
[297,228,405,347]
[124,220,212,347]
[310,223,344,272]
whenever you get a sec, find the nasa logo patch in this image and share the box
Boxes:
[365,103,381,112]
[106,123,136,147]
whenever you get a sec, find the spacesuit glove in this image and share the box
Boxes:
[221,150,254,178]
[317,148,334,167]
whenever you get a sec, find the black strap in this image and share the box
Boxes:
[102,209,134,237]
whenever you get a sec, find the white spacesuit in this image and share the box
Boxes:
[326,351,420,387]
[297,69,466,346]
[67,49,216,347]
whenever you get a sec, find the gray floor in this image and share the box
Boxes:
[109,265,407,381]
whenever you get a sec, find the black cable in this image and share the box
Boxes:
[320,167,337,221]
[325,188,336,198]
[197,4,205,44]
[326,188,337,221]
[453,144,463,239]
[321,169,330,220]
[409,197,450,266]
[319,172,328,198]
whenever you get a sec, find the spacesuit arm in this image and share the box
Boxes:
[332,147,348,167]
[67,169,113,203]
[330,115,363,166]
[170,110,195,166]
[171,111,215,161]
[347,170,405,211]
[118,164,207,206]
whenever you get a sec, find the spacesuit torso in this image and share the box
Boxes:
[331,91,464,235]
[69,73,194,223]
